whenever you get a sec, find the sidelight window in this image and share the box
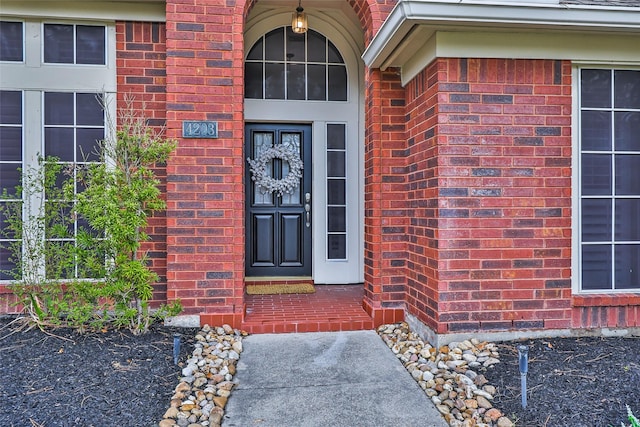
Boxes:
[327,123,347,260]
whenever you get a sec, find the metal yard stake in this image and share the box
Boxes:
[173,333,181,365]
[518,345,529,409]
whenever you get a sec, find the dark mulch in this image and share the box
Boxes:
[489,335,640,427]
[1,316,639,427]
[0,316,197,427]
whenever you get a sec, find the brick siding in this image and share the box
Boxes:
[164,0,399,328]
[164,0,246,325]
[362,67,408,326]
[404,60,442,332]
[572,294,640,328]
[404,58,575,333]
[100,3,640,333]
[116,21,169,307]
[4,0,638,335]
[0,291,19,314]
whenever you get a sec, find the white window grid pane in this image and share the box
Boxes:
[0,90,23,280]
[1,19,113,282]
[0,21,25,63]
[280,132,301,205]
[326,123,347,260]
[43,91,105,279]
[253,132,274,205]
[245,27,346,101]
[42,23,106,65]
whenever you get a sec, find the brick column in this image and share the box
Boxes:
[362,67,407,326]
[354,0,406,327]
[405,58,573,335]
[165,0,246,327]
[404,61,442,333]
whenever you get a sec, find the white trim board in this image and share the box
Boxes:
[400,30,640,86]
[244,10,365,284]
[0,1,165,22]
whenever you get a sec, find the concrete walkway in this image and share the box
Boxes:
[222,330,448,427]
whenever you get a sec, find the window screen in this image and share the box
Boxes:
[579,69,640,291]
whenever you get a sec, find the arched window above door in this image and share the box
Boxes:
[245,26,347,101]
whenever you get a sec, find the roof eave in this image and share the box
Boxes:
[363,0,640,69]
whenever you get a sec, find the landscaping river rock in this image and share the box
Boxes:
[377,322,513,427]
[159,324,246,427]
[2,317,638,427]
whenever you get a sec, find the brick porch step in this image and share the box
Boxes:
[241,285,375,334]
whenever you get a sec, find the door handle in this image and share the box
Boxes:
[304,193,311,228]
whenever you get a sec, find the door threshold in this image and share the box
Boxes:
[245,276,313,285]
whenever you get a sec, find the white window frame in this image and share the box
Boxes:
[573,64,640,295]
[244,26,348,102]
[41,22,108,66]
[0,19,25,63]
[0,18,115,283]
[244,10,364,284]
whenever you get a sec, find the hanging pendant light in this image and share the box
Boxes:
[291,0,308,34]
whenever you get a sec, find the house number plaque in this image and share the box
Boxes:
[182,121,218,138]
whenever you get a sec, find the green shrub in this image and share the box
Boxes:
[1,96,181,333]
[0,158,109,330]
[71,96,181,333]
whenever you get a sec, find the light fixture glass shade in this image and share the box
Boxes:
[291,6,308,34]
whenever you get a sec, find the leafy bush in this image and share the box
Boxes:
[0,159,108,329]
[71,97,182,333]
[1,97,181,333]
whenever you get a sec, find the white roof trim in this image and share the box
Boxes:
[0,1,166,22]
[363,0,640,69]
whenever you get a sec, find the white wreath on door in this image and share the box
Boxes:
[247,144,303,197]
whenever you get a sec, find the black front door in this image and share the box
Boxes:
[245,123,312,276]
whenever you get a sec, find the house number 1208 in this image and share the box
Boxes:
[182,121,218,138]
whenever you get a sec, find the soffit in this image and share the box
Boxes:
[561,0,640,6]
[363,0,640,72]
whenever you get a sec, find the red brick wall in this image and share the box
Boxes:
[348,0,398,44]
[162,0,399,327]
[358,0,411,326]
[403,61,442,331]
[0,291,19,314]
[405,58,574,334]
[362,67,408,325]
[116,22,168,127]
[572,295,640,329]
[116,21,169,307]
[164,0,245,325]
[3,2,639,334]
